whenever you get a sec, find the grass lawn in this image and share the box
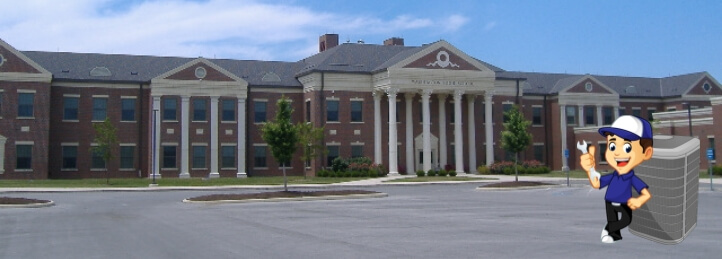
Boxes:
[0,176,374,188]
[385,176,498,183]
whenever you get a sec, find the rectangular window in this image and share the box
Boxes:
[450,103,455,123]
[599,143,607,164]
[0,91,3,117]
[585,106,595,125]
[619,107,626,116]
[350,101,363,122]
[534,144,544,162]
[254,101,267,123]
[18,93,34,118]
[120,146,135,169]
[603,107,613,125]
[503,103,512,123]
[91,148,106,169]
[222,99,235,122]
[63,97,79,121]
[193,99,206,121]
[647,108,656,121]
[92,97,107,121]
[192,146,206,169]
[62,146,78,169]
[305,100,311,122]
[667,107,676,112]
[396,102,400,123]
[327,100,339,122]
[254,146,267,168]
[351,145,363,158]
[16,145,32,170]
[163,98,177,121]
[222,146,235,168]
[121,98,136,122]
[327,146,339,166]
[632,108,641,117]
[532,107,542,125]
[162,145,177,169]
[566,106,577,125]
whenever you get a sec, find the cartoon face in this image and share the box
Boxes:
[605,134,653,175]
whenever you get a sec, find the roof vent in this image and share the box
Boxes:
[625,85,637,94]
[130,71,138,75]
[90,67,112,77]
[261,72,281,82]
[61,69,70,73]
[357,39,365,44]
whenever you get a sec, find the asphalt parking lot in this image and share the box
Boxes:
[1,183,721,258]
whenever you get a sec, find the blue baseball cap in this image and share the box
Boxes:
[598,115,653,140]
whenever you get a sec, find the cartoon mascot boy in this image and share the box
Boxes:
[580,115,653,243]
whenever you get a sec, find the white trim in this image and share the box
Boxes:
[121,96,138,99]
[17,89,37,94]
[63,94,81,98]
[92,95,109,98]
[161,142,179,146]
[61,142,79,146]
[15,141,34,145]
[192,142,209,146]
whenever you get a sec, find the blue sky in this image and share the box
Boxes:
[1,0,720,79]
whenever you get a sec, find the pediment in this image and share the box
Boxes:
[0,38,52,81]
[560,75,616,96]
[682,74,722,96]
[151,58,248,98]
[393,41,491,72]
[159,58,238,82]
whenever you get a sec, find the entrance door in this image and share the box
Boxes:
[414,133,439,172]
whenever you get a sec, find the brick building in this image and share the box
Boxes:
[0,35,720,179]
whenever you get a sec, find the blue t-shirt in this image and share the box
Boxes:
[599,170,649,203]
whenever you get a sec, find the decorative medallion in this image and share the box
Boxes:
[426,51,459,68]
[195,67,207,79]
[585,82,593,92]
[703,83,711,93]
[0,54,5,67]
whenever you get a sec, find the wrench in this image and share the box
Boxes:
[577,141,601,181]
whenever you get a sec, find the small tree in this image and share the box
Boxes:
[501,105,532,182]
[297,122,326,175]
[91,117,118,185]
[261,96,299,191]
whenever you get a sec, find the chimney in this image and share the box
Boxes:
[319,34,339,52]
[384,37,404,46]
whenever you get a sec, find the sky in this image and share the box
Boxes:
[1,0,720,79]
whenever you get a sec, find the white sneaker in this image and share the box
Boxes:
[601,235,615,244]
[601,228,608,239]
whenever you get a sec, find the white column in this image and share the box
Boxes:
[387,88,399,175]
[237,97,247,178]
[209,96,220,178]
[467,95,477,173]
[560,104,569,171]
[614,106,620,120]
[0,135,6,173]
[373,91,383,165]
[179,96,191,178]
[597,105,603,126]
[578,106,585,127]
[453,90,464,173]
[438,94,448,168]
[405,93,414,173]
[152,96,162,179]
[421,89,432,172]
[484,93,494,166]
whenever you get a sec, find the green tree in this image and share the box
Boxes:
[297,122,326,175]
[501,105,532,182]
[91,117,119,185]
[261,96,299,191]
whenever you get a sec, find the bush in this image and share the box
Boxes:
[427,170,437,177]
[449,171,457,177]
[438,169,448,177]
[502,167,514,175]
[368,170,378,177]
[416,170,425,177]
[477,165,491,175]
[317,170,329,177]
[713,165,722,175]
[331,157,349,172]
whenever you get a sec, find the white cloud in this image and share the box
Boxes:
[0,0,470,61]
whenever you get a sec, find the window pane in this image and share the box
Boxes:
[0,92,3,117]
[163,146,176,168]
[92,98,107,121]
[327,146,339,166]
[327,100,339,122]
[121,99,136,121]
[566,106,576,125]
[222,146,235,168]
[254,101,266,123]
[192,146,206,168]
[120,146,135,169]
[351,101,362,122]
[603,107,613,125]
[585,107,595,125]
[532,107,542,125]
[16,145,32,169]
[534,145,544,162]
[619,108,625,116]
[599,143,607,163]
[64,97,79,120]
[647,109,655,121]
[351,146,363,158]
[193,99,206,121]
[91,148,105,169]
[62,146,78,169]
[632,109,641,117]
[18,93,34,117]
[503,104,512,123]
[222,100,235,121]
[254,146,267,167]
[163,99,177,120]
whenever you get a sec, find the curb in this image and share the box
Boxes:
[475,185,561,191]
[182,192,388,204]
[0,200,55,208]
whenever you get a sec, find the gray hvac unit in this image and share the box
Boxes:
[629,135,699,245]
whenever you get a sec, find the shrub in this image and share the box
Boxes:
[427,170,437,177]
[449,171,457,177]
[317,170,329,177]
[438,169,448,177]
[502,167,514,175]
[713,165,722,175]
[368,170,378,177]
[416,170,425,177]
[477,165,490,175]
[331,157,349,172]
